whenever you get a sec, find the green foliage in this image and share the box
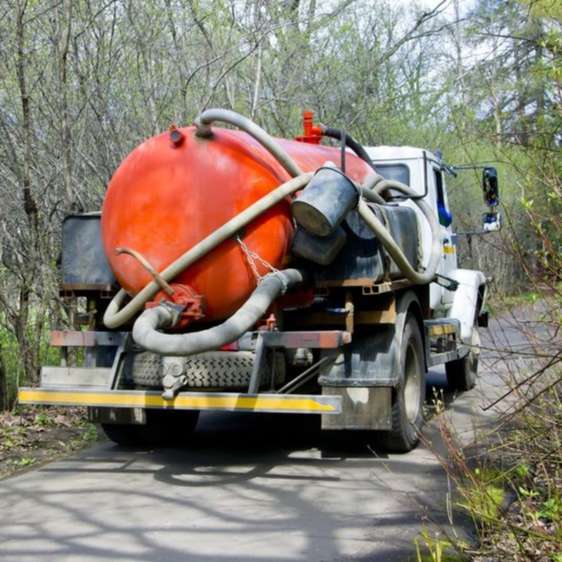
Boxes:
[414,528,467,562]
[537,497,562,522]
[439,382,562,561]
[514,463,530,479]
[459,480,505,523]
[81,423,98,442]
[518,486,540,499]
[11,456,35,468]
[0,320,60,409]
[34,412,49,426]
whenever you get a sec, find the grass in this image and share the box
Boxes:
[418,384,562,562]
[414,528,468,562]
[0,320,63,410]
[415,284,562,561]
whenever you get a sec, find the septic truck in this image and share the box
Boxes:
[18,109,500,452]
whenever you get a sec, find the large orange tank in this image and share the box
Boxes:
[101,126,373,322]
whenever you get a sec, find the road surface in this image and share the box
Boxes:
[0,316,548,562]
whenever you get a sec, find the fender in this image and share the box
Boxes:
[445,269,486,342]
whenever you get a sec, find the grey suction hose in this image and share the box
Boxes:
[194,108,302,178]
[133,269,303,355]
[354,170,442,283]
[357,199,440,284]
[357,173,386,204]
[103,173,312,329]
[357,176,442,284]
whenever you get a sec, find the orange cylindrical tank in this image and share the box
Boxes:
[101,126,373,322]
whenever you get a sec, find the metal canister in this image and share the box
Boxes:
[291,167,358,236]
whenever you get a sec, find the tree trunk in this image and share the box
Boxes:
[0,348,6,411]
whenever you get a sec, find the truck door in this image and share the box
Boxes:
[429,165,458,309]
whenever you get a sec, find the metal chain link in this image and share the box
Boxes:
[236,235,280,284]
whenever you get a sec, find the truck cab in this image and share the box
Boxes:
[367,146,488,337]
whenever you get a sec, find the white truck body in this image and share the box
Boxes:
[366,146,486,342]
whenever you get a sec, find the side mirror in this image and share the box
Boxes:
[482,167,499,208]
[483,211,501,232]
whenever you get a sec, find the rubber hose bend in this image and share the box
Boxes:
[103,173,312,329]
[132,269,304,356]
[356,175,386,204]
[321,127,376,172]
[357,178,442,285]
[194,108,303,178]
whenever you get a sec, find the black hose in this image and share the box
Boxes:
[340,128,346,173]
[322,127,376,172]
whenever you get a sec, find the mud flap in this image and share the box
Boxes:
[321,387,392,430]
[318,290,424,430]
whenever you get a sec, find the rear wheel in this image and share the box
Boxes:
[380,315,426,453]
[102,409,199,447]
[446,328,480,391]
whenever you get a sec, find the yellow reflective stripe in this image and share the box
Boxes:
[428,324,456,336]
[18,389,336,413]
[443,245,456,254]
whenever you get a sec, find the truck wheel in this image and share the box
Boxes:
[102,409,199,447]
[380,315,426,453]
[446,328,479,391]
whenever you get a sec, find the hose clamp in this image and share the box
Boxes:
[158,301,187,328]
[269,271,289,294]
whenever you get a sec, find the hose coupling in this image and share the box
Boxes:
[193,117,213,138]
[154,301,185,329]
[146,284,206,329]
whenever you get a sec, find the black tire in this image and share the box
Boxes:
[102,409,199,447]
[380,315,426,453]
[446,328,479,391]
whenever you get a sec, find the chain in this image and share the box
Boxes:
[236,236,280,284]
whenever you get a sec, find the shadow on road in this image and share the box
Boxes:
[0,367,478,562]
[39,368,453,485]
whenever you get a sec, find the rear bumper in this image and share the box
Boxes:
[18,387,341,415]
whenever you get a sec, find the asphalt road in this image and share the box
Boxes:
[0,316,547,562]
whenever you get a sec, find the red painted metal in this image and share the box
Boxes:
[50,331,124,347]
[295,110,323,144]
[101,125,372,323]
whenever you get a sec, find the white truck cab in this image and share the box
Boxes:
[365,145,492,342]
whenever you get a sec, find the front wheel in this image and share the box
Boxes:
[380,315,426,453]
[446,328,480,391]
[102,409,200,447]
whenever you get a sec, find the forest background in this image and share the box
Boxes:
[0,0,559,409]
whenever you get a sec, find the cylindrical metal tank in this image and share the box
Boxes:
[101,126,373,322]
